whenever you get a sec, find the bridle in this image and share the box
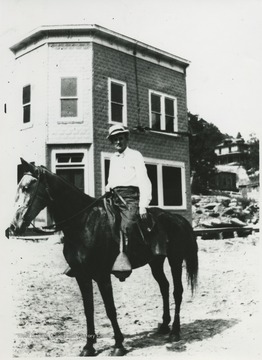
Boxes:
[22,167,53,231]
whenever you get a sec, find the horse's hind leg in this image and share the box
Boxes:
[149,256,171,334]
[168,257,183,341]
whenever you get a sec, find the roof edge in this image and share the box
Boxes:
[10,24,190,68]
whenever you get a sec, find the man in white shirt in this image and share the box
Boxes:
[64,124,152,277]
[106,124,152,247]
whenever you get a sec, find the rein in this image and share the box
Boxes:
[37,192,109,234]
[24,167,124,236]
[28,167,111,234]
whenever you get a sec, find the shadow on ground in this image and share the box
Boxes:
[121,318,239,354]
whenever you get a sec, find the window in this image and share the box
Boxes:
[145,164,158,205]
[22,85,31,124]
[61,77,78,117]
[54,152,85,192]
[149,90,177,133]
[151,94,161,131]
[162,166,182,206]
[104,158,110,186]
[221,148,229,155]
[145,162,185,208]
[108,79,127,125]
[102,152,186,209]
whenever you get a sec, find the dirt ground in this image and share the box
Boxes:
[2,232,262,359]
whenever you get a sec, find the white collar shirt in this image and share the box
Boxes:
[106,147,152,209]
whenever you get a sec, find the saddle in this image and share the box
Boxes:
[104,196,168,259]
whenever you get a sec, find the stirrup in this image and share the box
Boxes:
[111,252,132,282]
[111,232,132,282]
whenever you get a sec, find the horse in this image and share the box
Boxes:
[9,158,198,356]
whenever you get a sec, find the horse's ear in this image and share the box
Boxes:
[20,158,38,177]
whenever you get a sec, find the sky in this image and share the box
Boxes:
[0,0,262,140]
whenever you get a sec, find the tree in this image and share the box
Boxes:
[243,133,259,171]
[188,112,226,194]
[236,132,242,139]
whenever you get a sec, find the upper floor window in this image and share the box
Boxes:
[22,85,31,124]
[149,90,177,133]
[108,79,127,125]
[221,147,229,155]
[61,77,78,117]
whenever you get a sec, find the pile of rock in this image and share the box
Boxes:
[192,195,259,230]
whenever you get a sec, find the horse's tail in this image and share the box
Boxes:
[156,210,198,294]
[183,219,198,294]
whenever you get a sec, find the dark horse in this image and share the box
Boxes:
[9,159,198,356]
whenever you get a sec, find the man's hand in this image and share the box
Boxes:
[139,207,147,220]
[105,191,112,199]
[139,207,152,232]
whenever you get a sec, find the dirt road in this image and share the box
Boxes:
[5,233,262,358]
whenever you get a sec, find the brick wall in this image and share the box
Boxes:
[92,43,192,221]
[12,39,192,222]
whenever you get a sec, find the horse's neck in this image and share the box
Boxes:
[47,173,95,222]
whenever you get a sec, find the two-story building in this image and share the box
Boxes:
[214,137,250,165]
[213,137,251,194]
[9,24,192,224]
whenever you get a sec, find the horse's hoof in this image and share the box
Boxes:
[168,332,181,342]
[80,347,97,356]
[156,323,170,335]
[110,346,127,356]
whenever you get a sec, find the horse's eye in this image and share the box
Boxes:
[23,186,29,192]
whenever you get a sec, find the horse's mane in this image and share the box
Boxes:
[40,165,96,203]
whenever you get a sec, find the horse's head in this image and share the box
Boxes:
[9,159,50,236]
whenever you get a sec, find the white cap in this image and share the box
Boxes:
[107,124,129,139]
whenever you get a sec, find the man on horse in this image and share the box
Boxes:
[105,124,152,251]
[65,124,152,277]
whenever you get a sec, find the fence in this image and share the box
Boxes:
[194,225,259,240]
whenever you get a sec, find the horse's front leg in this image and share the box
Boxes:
[75,275,97,356]
[97,275,126,356]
